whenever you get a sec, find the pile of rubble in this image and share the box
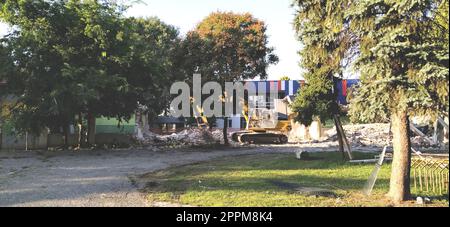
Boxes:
[326,123,445,148]
[134,128,228,149]
[339,123,391,147]
[133,123,446,151]
[158,129,220,146]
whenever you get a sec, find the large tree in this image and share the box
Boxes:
[0,0,180,147]
[181,12,278,144]
[347,0,449,203]
[87,16,181,143]
[291,0,357,158]
[0,0,98,142]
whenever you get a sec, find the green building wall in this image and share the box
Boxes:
[95,116,136,134]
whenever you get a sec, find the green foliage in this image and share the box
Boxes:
[181,12,278,83]
[92,16,181,121]
[432,0,449,50]
[280,76,290,81]
[290,0,356,126]
[177,12,278,144]
[0,0,180,134]
[347,0,449,123]
[291,0,448,125]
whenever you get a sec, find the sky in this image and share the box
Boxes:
[125,0,304,80]
[0,23,7,36]
[0,0,305,80]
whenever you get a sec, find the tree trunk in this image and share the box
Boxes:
[334,115,353,160]
[76,114,82,150]
[62,124,70,149]
[223,117,229,145]
[336,125,345,159]
[87,113,96,146]
[388,110,412,203]
[334,116,345,158]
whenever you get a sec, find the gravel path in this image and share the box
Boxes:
[0,146,293,207]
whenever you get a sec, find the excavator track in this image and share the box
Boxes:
[232,131,288,144]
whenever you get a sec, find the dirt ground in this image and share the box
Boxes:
[0,146,299,207]
[0,137,446,207]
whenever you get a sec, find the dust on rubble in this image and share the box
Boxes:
[134,123,447,151]
[327,123,447,149]
[133,128,239,150]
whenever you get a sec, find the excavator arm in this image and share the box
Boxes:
[191,97,209,129]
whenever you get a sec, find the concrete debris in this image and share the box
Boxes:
[326,123,442,148]
[158,129,218,146]
[416,197,432,205]
[134,128,224,148]
[295,150,310,160]
[416,197,424,205]
[133,123,446,151]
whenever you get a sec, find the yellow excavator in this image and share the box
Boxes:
[191,96,295,144]
[191,97,210,129]
[231,97,295,144]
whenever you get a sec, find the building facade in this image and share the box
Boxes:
[216,79,359,130]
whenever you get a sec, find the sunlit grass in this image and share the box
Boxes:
[139,152,449,207]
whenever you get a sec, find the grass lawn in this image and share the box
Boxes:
[138,152,449,207]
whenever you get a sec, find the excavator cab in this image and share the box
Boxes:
[231,98,293,144]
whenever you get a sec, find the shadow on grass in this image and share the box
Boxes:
[136,152,392,197]
[138,173,391,194]
[169,152,379,172]
[136,152,449,205]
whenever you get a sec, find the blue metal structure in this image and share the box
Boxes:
[244,79,359,105]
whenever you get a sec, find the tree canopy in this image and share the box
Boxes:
[291,0,448,203]
[346,0,449,203]
[347,0,449,123]
[180,11,278,144]
[290,0,357,126]
[181,11,278,83]
[0,0,180,142]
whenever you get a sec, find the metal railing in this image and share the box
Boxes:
[411,155,449,195]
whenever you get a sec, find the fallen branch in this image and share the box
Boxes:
[410,123,434,145]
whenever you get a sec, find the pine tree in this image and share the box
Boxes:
[347,0,449,203]
[291,0,357,158]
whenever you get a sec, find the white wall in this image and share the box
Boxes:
[231,115,241,129]
[215,116,242,129]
